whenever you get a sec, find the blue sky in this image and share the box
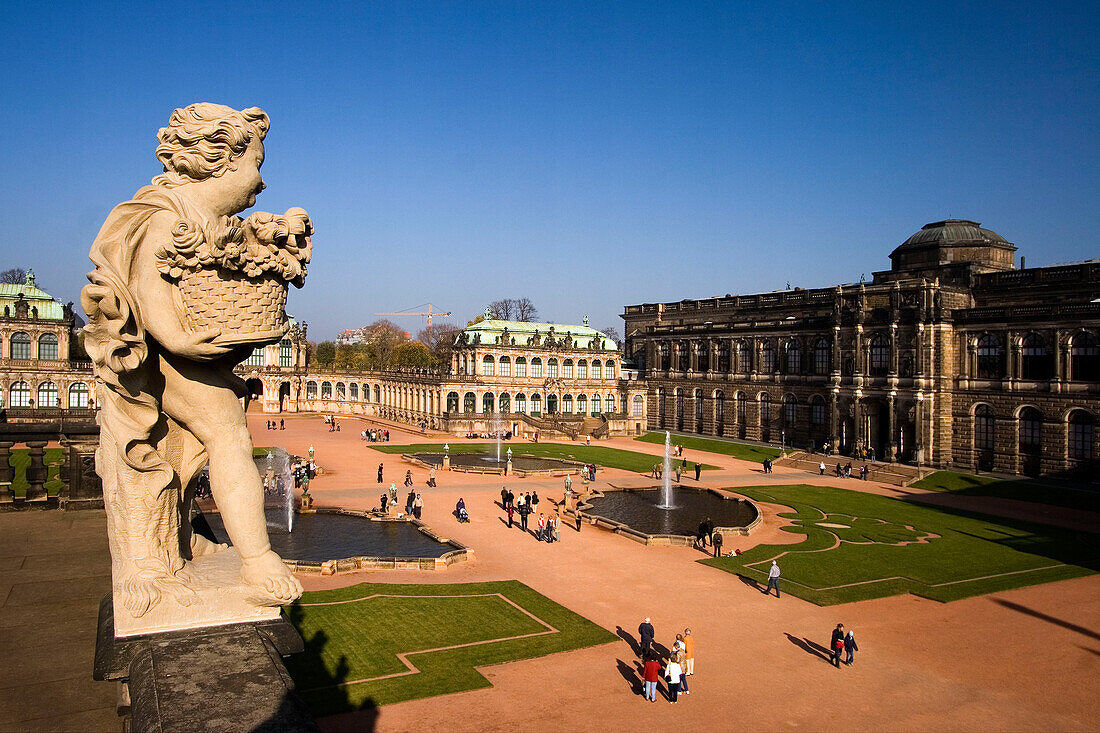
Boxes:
[1,1,1097,340]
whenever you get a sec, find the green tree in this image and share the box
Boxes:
[315,340,336,368]
[391,341,435,368]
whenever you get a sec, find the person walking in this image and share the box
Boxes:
[377,463,384,483]
[819,461,826,475]
[765,560,781,597]
[676,649,689,694]
[665,654,683,703]
[530,491,540,518]
[404,470,413,488]
[642,651,661,702]
[405,489,415,516]
[520,494,530,532]
[506,501,514,528]
[674,464,682,482]
[694,462,701,481]
[844,629,858,665]
[830,623,845,668]
[638,617,654,658]
[501,487,508,508]
[428,467,437,487]
[683,628,695,676]
[712,529,723,557]
[413,493,423,520]
[537,513,547,541]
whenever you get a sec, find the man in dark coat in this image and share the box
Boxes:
[694,462,702,481]
[377,463,384,483]
[638,617,655,658]
[712,529,723,557]
[830,623,845,668]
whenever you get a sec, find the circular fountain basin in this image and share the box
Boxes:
[409,452,584,476]
[580,487,759,544]
[199,509,471,572]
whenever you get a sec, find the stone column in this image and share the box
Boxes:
[828,391,839,449]
[886,395,897,462]
[0,441,13,502]
[25,440,48,501]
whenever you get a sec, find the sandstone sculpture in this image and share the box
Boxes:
[82,103,311,635]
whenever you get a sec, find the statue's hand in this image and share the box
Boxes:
[170,328,233,360]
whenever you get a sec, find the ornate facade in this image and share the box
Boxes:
[622,221,1099,478]
[0,272,93,416]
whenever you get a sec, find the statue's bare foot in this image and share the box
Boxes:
[121,574,162,617]
[240,550,302,603]
[190,532,229,557]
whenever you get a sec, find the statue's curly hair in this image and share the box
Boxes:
[153,103,269,188]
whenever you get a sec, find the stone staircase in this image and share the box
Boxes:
[774,451,925,486]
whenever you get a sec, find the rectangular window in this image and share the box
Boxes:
[246,348,265,367]
[279,340,293,367]
[1070,423,1094,460]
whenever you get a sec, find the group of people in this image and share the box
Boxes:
[323,415,341,432]
[818,461,868,480]
[376,484,422,519]
[263,419,285,430]
[361,429,390,442]
[761,458,774,473]
[500,488,563,541]
[694,519,723,557]
[637,618,695,704]
[649,459,703,482]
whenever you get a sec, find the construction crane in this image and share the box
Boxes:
[375,303,452,328]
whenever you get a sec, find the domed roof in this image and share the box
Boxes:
[899,220,1008,248]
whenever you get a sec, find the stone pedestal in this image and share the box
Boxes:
[112,549,282,637]
[95,595,316,732]
[442,455,451,470]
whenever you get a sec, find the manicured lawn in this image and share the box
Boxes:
[7,448,65,497]
[370,442,716,473]
[911,471,1100,512]
[701,484,1098,605]
[284,580,616,714]
[635,432,781,463]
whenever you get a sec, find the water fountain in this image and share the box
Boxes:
[658,430,675,509]
[491,410,503,463]
[263,448,295,533]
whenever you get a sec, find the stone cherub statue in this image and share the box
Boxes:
[81,103,310,635]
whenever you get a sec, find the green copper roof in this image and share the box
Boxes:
[0,270,67,321]
[462,315,617,351]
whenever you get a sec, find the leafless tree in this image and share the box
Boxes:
[514,297,538,322]
[600,326,622,348]
[0,268,27,284]
[487,298,538,322]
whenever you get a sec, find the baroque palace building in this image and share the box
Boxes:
[236,312,648,439]
[0,272,93,416]
[622,220,1099,478]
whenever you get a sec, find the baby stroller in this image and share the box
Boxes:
[458,506,470,523]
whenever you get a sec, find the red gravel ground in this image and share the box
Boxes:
[250,412,1100,732]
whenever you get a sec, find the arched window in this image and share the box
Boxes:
[530,393,542,416]
[1019,407,1042,456]
[606,394,616,413]
[483,392,495,413]
[591,360,602,379]
[760,393,771,440]
[783,394,797,424]
[715,390,725,434]
[11,332,30,360]
[373,384,381,402]
[245,347,264,366]
[482,355,495,376]
[515,357,527,377]
[361,383,370,401]
[515,393,527,413]
[813,338,830,375]
[446,391,459,412]
[694,388,704,427]
[675,389,684,428]
[977,334,1005,379]
[869,334,890,376]
[605,361,615,379]
[975,404,995,451]
[38,333,58,360]
[738,341,752,373]
[578,360,588,378]
[562,394,573,414]
[335,382,346,400]
[761,341,776,373]
[577,394,587,415]
[499,392,511,413]
[736,392,747,423]
[279,339,293,367]
[463,392,476,413]
[563,359,574,378]
[592,394,602,416]
[717,342,730,372]
[547,394,558,414]
[547,358,558,378]
[1021,334,1052,380]
[321,381,332,400]
[9,381,30,407]
[68,382,89,408]
[498,356,511,377]
[306,381,318,399]
[528,358,541,378]
[38,381,58,408]
[786,340,801,374]
[632,395,645,417]
[1071,332,1100,381]
[1069,410,1095,461]
[350,383,359,400]
[811,395,826,425]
